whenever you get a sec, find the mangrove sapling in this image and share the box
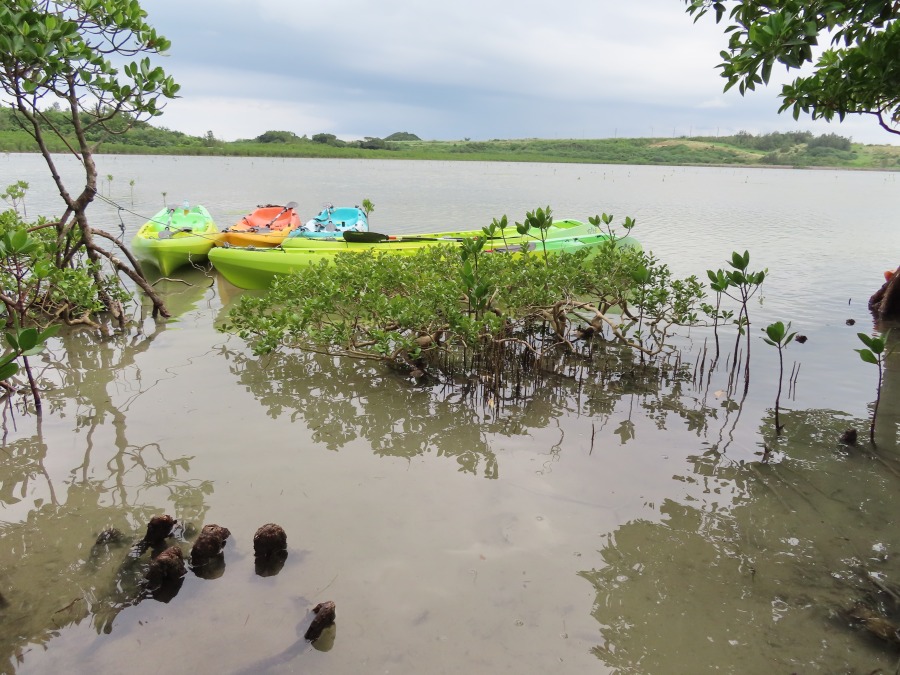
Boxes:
[459,236,492,319]
[1,181,29,218]
[483,215,511,249]
[855,331,889,446]
[0,227,64,412]
[630,264,652,362]
[361,198,374,220]
[713,251,766,392]
[0,316,60,414]
[588,213,636,243]
[762,321,797,434]
[702,269,731,363]
[516,206,553,263]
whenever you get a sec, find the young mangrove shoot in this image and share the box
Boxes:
[855,330,889,447]
[762,320,797,434]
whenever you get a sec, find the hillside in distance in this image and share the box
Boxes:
[2,108,898,170]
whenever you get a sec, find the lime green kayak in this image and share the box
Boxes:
[210,220,639,290]
[278,218,597,249]
[132,205,223,276]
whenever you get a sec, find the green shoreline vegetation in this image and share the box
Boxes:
[2,108,899,170]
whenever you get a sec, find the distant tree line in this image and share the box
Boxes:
[0,105,220,152]
[253,130,421,150]
[2,109,886,169]
[699,130,853,152]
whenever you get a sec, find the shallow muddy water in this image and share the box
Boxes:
[0,155,899,673]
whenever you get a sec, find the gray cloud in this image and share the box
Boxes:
[144,0,893,144]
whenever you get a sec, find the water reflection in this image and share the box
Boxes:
[0,426,208,668]
[0,289,215,671]
[217,337,724,481]
[218,345,501,478]
[139,266,216,321]
[581,406,900,673]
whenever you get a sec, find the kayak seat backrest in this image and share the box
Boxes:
[329,207,361,222]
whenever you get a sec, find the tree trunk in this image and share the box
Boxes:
[869,266,900,321]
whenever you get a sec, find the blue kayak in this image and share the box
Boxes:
[289,205,369,239]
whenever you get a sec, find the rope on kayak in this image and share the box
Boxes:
[116,206,125,241]
[89,188,171,228]
[88,188,222,242]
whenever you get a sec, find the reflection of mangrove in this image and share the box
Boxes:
[874,323,900,446]
[0,427,213,670]
[0,321,214,671]
[580,407,900,672]
[218,339,723,476]
[139,266,216,320]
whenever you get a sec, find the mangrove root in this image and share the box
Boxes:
[253,523,287,557]
[844,602,900,647]
[144,546,186,588]
[304,601,336,642]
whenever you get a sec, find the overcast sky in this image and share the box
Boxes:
[142,0,895,145]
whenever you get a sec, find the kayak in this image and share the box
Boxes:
[221,202,302,247]
[288,205,369,240]
[210,220,640,290]
[131,204,222,276]
[280,218,598,250]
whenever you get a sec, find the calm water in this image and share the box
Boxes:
[0,154,899,674]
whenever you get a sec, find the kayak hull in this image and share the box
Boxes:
[210,240,434,290]
[211,220,641,290]
[131,205,222,276]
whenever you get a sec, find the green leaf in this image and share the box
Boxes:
[856,332,877,350]
[0,362,18,381]
[17,328,38,352]
[765,321,785,342]
[856,348,878,364]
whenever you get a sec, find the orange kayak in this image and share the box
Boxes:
[221,203,302,247]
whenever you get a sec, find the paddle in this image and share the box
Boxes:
[266,201,299,228]
[342,220,593,245]
[342,231,470,244]
[342,231,389,243]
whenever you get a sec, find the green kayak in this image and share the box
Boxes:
[210,220,639,290]
[132,204,223,276]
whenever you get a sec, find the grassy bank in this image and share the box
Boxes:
[2,109,899,169]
